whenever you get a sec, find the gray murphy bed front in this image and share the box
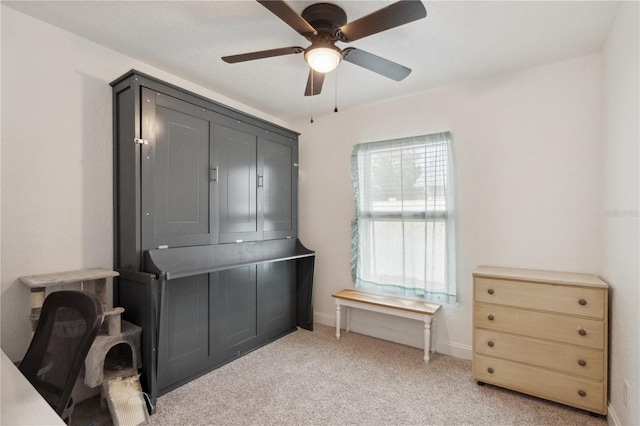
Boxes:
[110,70,315,410]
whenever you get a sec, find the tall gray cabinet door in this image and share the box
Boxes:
[257,261,295,338]
[157,274,210,391]
[210,266,258,359]
[213,124,261,243]
[141,89,212,250]
[259,138,295,240]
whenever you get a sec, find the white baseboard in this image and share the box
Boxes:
[607,403,620,426]
[313,311,472,360]
[439,340,473,360]
[314,311,334,327]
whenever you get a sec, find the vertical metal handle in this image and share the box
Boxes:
[257,175,264,188]
[210,167,218,182]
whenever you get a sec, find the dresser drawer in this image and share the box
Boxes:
[475,277,605,319]
[474,355,606,414]
[474,329,604,380]
[474,304,604,349]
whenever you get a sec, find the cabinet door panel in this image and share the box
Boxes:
[260,139,294,240]
[156,106,210,245]
[158,274,209,391]
[142,88,212,249]
[258,261,295,337]
[211,266,258,356]
[213,124,260,243]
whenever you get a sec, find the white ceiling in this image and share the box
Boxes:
[4,1,621,123]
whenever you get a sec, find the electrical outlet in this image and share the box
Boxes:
[623,380,630,408]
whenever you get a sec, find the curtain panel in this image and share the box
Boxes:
[350,132,457,304]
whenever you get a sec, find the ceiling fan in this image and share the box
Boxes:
[222,0,427,96]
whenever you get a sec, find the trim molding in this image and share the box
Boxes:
[607,403,620,426]
[314,312,334,327]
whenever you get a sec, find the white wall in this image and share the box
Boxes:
[0,6,290,361]
[601,2,639,425]
[293,53,604,359]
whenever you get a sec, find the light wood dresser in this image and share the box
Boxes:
[472,266,608,415]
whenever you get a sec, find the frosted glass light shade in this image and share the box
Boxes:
[305,47,342,73]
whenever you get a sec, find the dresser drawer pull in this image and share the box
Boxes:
[578,359,587,367]
[487,314,495,321]
[487,289,494,295]
[578,329,587,336]
[578,299,587,306]
[487,368,494,374]
[578,390,587,397]
[487,341,494,347]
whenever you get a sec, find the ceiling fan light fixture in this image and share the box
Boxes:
[305,43,342,73]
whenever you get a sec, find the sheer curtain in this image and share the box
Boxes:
[350,132,456,303]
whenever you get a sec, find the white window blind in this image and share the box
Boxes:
[350,132,456,303]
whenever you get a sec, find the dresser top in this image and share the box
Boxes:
[473,266,608,288]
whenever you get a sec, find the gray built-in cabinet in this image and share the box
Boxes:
[110,70,314,408]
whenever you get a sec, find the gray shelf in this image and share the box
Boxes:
[145,239,314,280]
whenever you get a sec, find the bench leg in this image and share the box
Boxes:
[423,316,432,362]
[335,303,341,339]
[430,315,437,354]
[346,306,351,333]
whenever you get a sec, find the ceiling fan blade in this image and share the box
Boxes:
[338,0,427,42]
[222,46,304,63]
[257,0,317,37]
[304,69,325,96]
[342,48,411,81]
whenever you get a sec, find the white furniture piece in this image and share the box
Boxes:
[1,349,66,425]
[473,266,609,415]
[332,289,441,362]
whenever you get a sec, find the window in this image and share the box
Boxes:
[350,132,456,303]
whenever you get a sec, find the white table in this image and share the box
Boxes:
[1,349,65,425]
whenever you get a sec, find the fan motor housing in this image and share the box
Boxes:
[301,3,347,38]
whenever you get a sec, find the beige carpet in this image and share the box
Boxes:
[142,324,605,426]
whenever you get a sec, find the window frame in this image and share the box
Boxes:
[350,132,457,304]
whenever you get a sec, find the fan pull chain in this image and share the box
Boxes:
[334,71,339,113]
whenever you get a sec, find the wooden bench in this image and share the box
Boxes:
[332,289,441,362]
